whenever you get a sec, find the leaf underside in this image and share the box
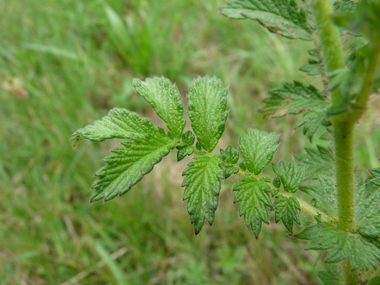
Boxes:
[71,108,158,145]
[355,170,380,238]
[295,145,334,177]
[299,175,337,219]
[295,223,380,270]
[188,76,228,152]
[318,263,344,285]
[133,77,186,138]
[272,159,304,193]
[239,128,279,175]
[260,81,327,117]
[220,0,313,40]
[260,81,328,141]
[182,155,225,234]
[233,176,272,238]
[90,133,176,202]
[273,195,301,232]
[295,109,327,142]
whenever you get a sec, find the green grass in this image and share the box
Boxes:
[1,0,380,284]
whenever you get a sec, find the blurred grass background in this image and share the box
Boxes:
[1,0,380,284]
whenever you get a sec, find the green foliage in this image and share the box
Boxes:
[272,159,303,193]
[90,132,176,202]
[299,175,337,218]
[67,0,380,282]
[182,155,225,234]
[233,176,272,238]
[295,223,380,270]
[273,195,300,233]
[182,131,196,146]
[177,145,195,161]
[239,128,279,175]
[188,76,228,152]
[273,176,281,188]
[355,173,380,238]
[295,145,334,177]
[220,145,239,164]
[318,264,344,285]
[133,77,186,138]
[295,109,329,142]
[224,165,240,179]
[71,108,159,145]
[260,81,328,141]
[299,59,321,76]
[220,0,313,40]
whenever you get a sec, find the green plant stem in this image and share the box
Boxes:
[311,0,345,106]
[311,0,359,283]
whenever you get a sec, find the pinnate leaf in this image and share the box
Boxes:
[295,145,334,177]
[355,171,380,238]
[182,155,224,234]
[318,264,343,285]
[233,176,272,238]
[273,195,300,232]
[239,128,279,175]
[299,59,321,76]
[295,223,380,270]
[133,77,186,138]
[188,76,228,152]
[299,175,337,218]
[220,0,313,40]
[90,132,176,202]
[71,108,160,145]
[259,81,328,141]
[260,81,327,118]
[295,109,328,142]
[272,159,303,193]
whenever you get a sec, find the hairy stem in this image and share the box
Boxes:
[311,0,359,283]
[311,0,345,106]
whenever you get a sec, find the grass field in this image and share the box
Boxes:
[1,0,380,284]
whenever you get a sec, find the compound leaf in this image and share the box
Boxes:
[239,128,280,175]
[295,109,328,142]
[295,145,334,177]
[90,132,176,202]
[220,0,313,40]
[133,77,186,138]
[318,264,344,285]
[299,59,321,76]
[272,159,303,193]
[233,176,272,238]
[71,108,161,145]
[295,223,380,270]
[299,175,338,219]
[273,195,301,233]
[260,81,327,117]
[188,76,228,152]
[355,170,380,238]
[182,155,225,234]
